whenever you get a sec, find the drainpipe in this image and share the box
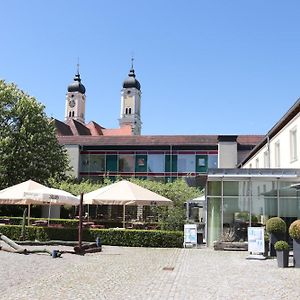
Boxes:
[267,135,271,168]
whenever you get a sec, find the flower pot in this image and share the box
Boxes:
[293,239,300,268]
[270,233,284,257]
[264,241,269,258]
[276,250,289,268]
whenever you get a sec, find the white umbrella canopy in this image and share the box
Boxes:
[0,179,79,206]
[0,180,47,205]
[24,187,79,206]
[82,180,173,206]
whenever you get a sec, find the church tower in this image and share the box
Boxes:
[119,60,142,135]
[65,66,86,123]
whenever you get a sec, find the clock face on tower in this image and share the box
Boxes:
[69,99,75,108]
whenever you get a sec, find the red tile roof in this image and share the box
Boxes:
[57,134,263,147]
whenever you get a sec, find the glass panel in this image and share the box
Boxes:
[279,181,298,197]
[106,155,118,172]
[165,155,177,172]
[177,154,195,172]
[207,197,222,246]
[196,155,207,173]
[207,181,221,196]
[89,155,105,172]
[208,155,218,168]
[80,154,105,172]
[147,154,165,173]
[279,197,300,218]
[119,154,135,172]
[135,155,147,172]
[80,154,90,172]
[224,197,250,242]
[251,195,266,224]
[223,182,239,196]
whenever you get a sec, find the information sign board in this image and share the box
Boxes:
[184,224,197,247]
[248,227,265,253]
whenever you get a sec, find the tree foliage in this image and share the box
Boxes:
[0,80,70,189]
[53,177,202,231]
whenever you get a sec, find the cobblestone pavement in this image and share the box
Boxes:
[0,242,299,300]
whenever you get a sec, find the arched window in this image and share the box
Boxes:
[128,107,132,114]
[69,112,71,117]
[125,108,128,114]
[72,111,75,117]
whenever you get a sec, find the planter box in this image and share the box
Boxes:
[276,250,289,268]
[270,233,284,257]
[293,239,300,268]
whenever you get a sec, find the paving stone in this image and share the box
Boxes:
[0,242,299,299]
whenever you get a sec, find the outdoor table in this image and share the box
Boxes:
[82,222,95,228]
[32,220,48,226]
[0,218,11,225]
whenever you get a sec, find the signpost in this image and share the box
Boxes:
[247,227,265,259]
[184,224,197,248]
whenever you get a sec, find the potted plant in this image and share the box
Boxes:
[289,220,300,268]
[266,217,286,257]
[274,240,289,268]
[264,232,269,258]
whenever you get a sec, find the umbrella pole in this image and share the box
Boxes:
[78,193,83,253]
[27,204,31,226]
[123,204,126,229]
[47,200,52,226]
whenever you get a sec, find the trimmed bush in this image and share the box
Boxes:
[289,220,300,240]
[0,225,183,248]
[274,240,289,251]
[266,217,286,234]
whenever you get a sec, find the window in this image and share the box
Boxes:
[128,108,132,114]
[275,141,280,167]
[255,158,259,168]
[80,154,105,172]
[208,155,218,168]
[119,154,135,172]
[290,127,298,162]
[177,154,195,172]
[264,151,269,168]
[147,154,165,173]
[125,108,128,114]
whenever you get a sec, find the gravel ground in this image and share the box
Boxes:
[0,241,299,300]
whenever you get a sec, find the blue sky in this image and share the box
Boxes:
[1,1,300,135]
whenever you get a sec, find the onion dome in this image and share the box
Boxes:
[68,73,86,94]
[123,67,141,91]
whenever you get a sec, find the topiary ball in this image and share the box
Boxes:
[266,217,286,234]
[289,220,300,240]
[274,240,289,251]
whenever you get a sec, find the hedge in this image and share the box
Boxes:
[0,225,183,248]
[0,217,125,229]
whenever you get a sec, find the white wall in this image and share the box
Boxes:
[64,144,80,177]
[243,112,300,168]
[218,142,237,168]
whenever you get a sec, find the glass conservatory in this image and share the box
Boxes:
[206,169,300,246]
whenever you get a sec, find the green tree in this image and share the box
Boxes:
[0,80,70,189]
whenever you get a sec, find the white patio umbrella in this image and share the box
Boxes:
[0,180,47,205]
[0,179,79,225]
[82,180,173,227]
